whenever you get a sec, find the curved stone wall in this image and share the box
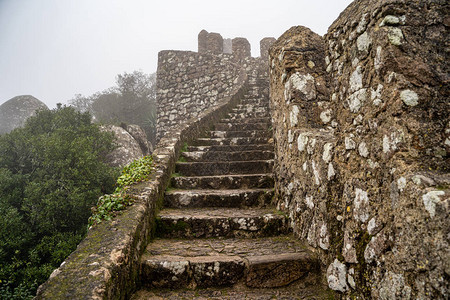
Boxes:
[269,0,449,298]
[156,50,242,141]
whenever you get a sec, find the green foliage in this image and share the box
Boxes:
[89,155,153,226]
[0,106,118,298]
[180,142,188,152]
[116,155,154,191]
[177,156,187,162]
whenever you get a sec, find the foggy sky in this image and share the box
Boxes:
[0,0,353,108]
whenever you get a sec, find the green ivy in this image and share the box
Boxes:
[89,155,153,227]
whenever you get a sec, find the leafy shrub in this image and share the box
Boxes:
[0,106,118,298]
[89,155,153,226]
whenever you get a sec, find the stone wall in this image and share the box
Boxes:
[269,0,449,299]
[156,50,243,141]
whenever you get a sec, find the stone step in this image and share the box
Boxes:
[171,174,274,189]
[155,208,290,239]
[232,105,268,110]
[181,149,274,162]
[214,122,271,131]
[238,100,268,106]
[232,104,268,109]
[132,284,332,300]
[234,104,269,110]
[240,97,269,102]
[209,130,270,138]
[227,112,269,119]
[139,236,320,289]
[220,117,271,124]
[164,188,274,208]
[175,160,274,176]
[187,144,273,153]
[190,137,270,146]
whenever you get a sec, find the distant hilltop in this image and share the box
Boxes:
[0,95,48,134]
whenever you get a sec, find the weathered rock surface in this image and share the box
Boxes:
[270,0,449,298]
[131,283,333,300]
[126,124,153,154]
[101,125,148,167]
[0,95,48,134]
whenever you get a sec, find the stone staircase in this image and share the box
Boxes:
[131,74,330,299]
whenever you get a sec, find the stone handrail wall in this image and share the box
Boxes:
[35,67,248,299]
[156,50,242,142]
[270,0,448,298]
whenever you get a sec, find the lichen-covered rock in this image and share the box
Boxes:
[0,95,48,134]
[270,0,449,298]
[326,259,348,293]
[101,125,144,167]
[126,124,152,155]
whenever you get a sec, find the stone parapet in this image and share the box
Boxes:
[269,0,449,298]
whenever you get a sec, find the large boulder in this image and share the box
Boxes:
[126,124,153,155]
[0,95,48,134]
[102,125,152,168]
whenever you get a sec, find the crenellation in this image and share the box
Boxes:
[260,37,276,61]
[232,37,251,61]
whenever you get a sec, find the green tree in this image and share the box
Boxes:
[0,106,118,298]
[68,71,157,145]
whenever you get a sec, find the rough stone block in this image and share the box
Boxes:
[246,253,318,288]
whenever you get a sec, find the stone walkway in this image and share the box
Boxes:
[131,72,330,299]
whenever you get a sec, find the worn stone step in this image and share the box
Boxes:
[220,117,271,124]
[232,104,268,109]
[156,208,290,239]
[191,137,270,146]
[238,102,268,107]
[181,149,274,162]
[240,98,269,103]
[187,144,274,153]
[131,284,332,300]
[171,174,274,189]
[209,130,270,138]
[234,104,269,110]
[175,160,274,176]
[139,236,320,289]
[214,122,270,131]
[227,112,269,119]
[164,188,274,208]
